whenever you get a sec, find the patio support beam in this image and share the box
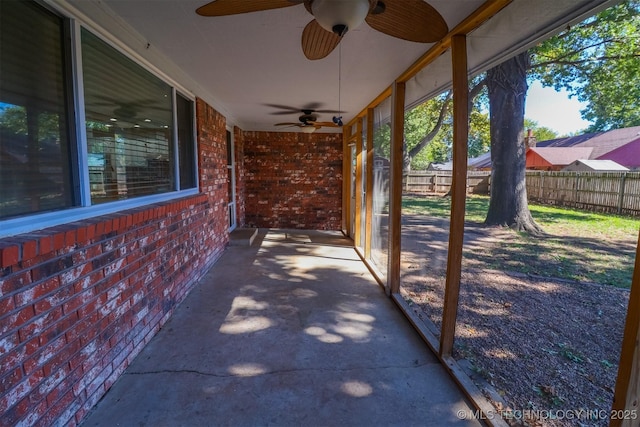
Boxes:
[387,81,405,295]
[342,124,352,236]
[439,34,469,358]
[354,119,364,248]
[611,230,640,427]
[365,108,374,259]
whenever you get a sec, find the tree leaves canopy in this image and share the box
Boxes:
[530,0,640,131]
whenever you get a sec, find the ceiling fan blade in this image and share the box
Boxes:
[365,0,448,43]
[309,121,340,127]
[274,122,301,126]
[301,19,342,60]
[313,109,342,114]
[196,0,302,17]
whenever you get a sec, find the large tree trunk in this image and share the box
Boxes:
[485,52,543,234]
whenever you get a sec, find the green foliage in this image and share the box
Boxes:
[0,105,61,141]
[524,118,559,141]
[372,121,390,158]
[530,0,640,131]
[401,89,492,170]
[468,109,490,157]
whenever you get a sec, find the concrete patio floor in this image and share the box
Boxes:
[81,229,482,426]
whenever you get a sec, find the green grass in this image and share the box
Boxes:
[402,195,640,288]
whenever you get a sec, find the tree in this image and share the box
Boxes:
[524,119,558,142]
[482,0,639,232]
[484,52,543,234]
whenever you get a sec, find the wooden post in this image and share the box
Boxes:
[440,35,468,358]
[342,124,352,236]
[387,81,405,295]
[365,109,374,259]
[611,230,640,427]
[618,172,627,215]
[354,120,364,247]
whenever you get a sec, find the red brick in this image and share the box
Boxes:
[11,277,56,308]
[1,245,20,268]
[52,232,65,251]
[22,240,38,262]
[0,305,35,338]
[85,224,96,241]
[39,236,53,255]
[76,227,87,244]
[23,335,65,376]
[95,222,105,237]
[64,230,76,248]
[18,307,63,343]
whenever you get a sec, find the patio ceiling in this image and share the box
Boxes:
[64,0,617,132]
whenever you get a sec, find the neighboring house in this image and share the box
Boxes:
[427,161,452,171]
[468,152,492,171]
[562,159,629,172]
[525,125,640,170]
[526,147,594,170]
[598,137,640,170]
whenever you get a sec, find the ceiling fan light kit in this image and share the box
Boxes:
[311,0,371,36]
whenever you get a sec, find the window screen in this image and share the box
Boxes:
[0,1,75,219]
[81,29,174,203]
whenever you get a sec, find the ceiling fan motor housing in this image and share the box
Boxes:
[299,113,317,123]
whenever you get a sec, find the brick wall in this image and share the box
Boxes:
[243,131,342,230]
[0,99,229,426]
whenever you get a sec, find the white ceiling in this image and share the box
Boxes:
[63,0,617,133]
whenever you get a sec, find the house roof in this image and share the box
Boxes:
[536,125,640,158]
[564,159,629,171]
[528,147,594,166]
[468,152,492,169]
[535,133,600,148]
[598,137,640,168]
[578,126,640,158]
[64,0,617,132]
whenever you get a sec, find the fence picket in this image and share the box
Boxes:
[404,170,640,216]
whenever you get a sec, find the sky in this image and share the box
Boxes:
[525,80,592,136]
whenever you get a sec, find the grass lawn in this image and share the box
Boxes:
[402,195,640,288]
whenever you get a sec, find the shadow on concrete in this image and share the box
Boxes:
[81,229,480,426]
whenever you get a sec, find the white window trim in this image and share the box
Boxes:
[0,1,201,239]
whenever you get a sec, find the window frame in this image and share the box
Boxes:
[0,3,199,238]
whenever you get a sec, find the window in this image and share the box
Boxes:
[82,29,173,202]
[0,1,197,228]
[0,1,75,219]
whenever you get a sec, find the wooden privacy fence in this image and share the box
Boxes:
[526,171,640,216]
[405,170,640,216]
[404,171,490,194]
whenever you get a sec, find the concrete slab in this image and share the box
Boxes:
[82,229,481,426]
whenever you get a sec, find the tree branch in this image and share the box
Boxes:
[532,53,640,70]
[408,92,452,158]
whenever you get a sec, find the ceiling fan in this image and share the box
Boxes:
[196,0,449,60]
[273,108,342,132]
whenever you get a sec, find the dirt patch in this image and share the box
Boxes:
[401,215,631,427]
